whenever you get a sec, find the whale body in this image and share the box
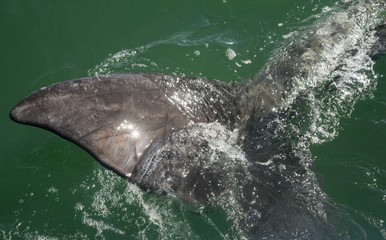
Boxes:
[10,0,385,239]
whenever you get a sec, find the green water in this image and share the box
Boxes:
[0,0,385,239]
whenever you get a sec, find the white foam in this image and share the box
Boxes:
[277,0,381,146]
[225,48,236,60]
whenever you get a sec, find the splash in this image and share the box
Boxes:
[71,166,240,239]
[81,0,386,238]
[88,45,155,76]
[274,0,382,147]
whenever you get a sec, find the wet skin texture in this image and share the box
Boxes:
[10,1,386,239]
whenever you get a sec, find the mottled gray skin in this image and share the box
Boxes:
[10,73,244,181]
[10,1,385,239]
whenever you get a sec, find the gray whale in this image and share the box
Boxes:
[10,0,386,239]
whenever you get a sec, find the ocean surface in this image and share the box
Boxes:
[0,0,385,239]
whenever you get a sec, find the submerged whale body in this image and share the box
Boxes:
[10,0,385,239]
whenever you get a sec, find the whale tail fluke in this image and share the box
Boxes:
[10,74,196,179]
[9,73,243,190]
